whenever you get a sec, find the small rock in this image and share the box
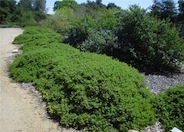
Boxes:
[171,127,183,132]
[128,130,139,132]
[12,49,18,53]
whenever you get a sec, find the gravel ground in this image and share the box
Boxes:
[139,68,184,132]
[142,71,184,95]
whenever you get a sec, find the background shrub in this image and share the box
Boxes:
[65,8,120,49]
[116,5,184,73]
[10,27,156,131]
[63,5,184,73]
[153,85,184,131]
[81,29,118,54]
[42,7,74,33]
[65,14,97,47]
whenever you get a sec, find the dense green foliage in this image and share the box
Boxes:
[116,5,184,72]
[64,8,120,50]
[54,5,183,73]
[151,0,177,22]
[53,0,78,11]
[0,0,46,26]
[13,26,64,46]
[42,7,75,33]
[19,0,46,12]
[4,0,184,130]
[0,0,17,24]
[153,85,184,131]
[18,0,180,73]
[151,0,184,37]
[10,27,156,131]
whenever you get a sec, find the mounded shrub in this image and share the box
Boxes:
[64,5,184,73]
[153,85,184,131]
[13,26,64,45]
[10,27,156,131]
[116,5,184,73]
[81,29,118,54]
[65,8,120,49]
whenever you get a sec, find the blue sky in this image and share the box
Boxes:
[46,0,155,14]
[16,0,179,14]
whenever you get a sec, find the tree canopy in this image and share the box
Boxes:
[151,0,177,22]
[53,0,78,11]
[0,0,17,24]
[0,0,46,26]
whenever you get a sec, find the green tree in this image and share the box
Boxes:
[43,7,74,32]
[96,0,102,5]
[178,0,184,22]
[19,11,36,26]
[178,0,184,15]
[82,0,106,10]
[178,0,184,37]
[18,0,33,10]
[18,0,46,12]
[17,0,46,25]
[151,0,162,17]
[151,0,177,22]
[53,0,78,11]
[116,5,184,72]
[34,0,46,12]
[0,0,16,23]
[107,3,120,9]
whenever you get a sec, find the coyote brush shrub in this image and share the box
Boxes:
[153,85,184,131]
[10,27,156,131]
[13,26,64,45]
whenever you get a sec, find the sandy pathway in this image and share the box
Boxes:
[0,28,64,132]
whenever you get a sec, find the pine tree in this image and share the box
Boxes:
[151,0,177,22]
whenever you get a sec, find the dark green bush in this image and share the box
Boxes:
[116,5,184,73]
[10,27,156,131]
[153,85,184,131]
[65,8,120,49]
[64,5,184,73]
[81,29,118,54]
[65,15,97,47]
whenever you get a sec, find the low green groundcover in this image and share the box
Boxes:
[10,27,156,131]
[154,85,184,131]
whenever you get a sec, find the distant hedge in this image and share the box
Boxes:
[153,85,184,131]
[10,27,156,131]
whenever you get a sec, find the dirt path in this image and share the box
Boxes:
[0,28,66,132]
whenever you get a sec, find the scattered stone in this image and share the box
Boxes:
[12,49,18,53]
[171,127,183,132]
[140,121,164,132]
[128,130,139,132]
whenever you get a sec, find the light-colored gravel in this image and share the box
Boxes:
[142,72,184,95]
[140,70,184,132]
